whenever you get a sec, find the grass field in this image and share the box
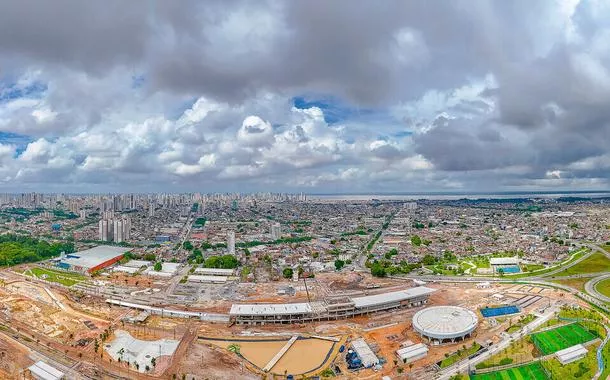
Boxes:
[595,277,610,298]
[549,252,610,277]
[531,323,597,355]
[541,342,599,380]
[470,361,548,380]
[439,343,481,368]
[25,267,86,287]
[549,277,589,292]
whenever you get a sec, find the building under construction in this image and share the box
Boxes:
[229,286,435,325]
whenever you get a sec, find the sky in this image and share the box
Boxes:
[1,0,610,193]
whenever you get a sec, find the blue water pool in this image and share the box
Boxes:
[497,265,521,273]
[480,305,520,317]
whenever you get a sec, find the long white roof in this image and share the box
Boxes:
[28,361,64,380]
[556,344,588,362]
[490,257,519,265]
[351,338,380,367]
[396,343,428,359]
[352,286,436,308]
[230,302,312,316]
[61,245,130,269]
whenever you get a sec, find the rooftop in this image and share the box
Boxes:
[60,245,130,269]
[351,286,436,308]
[230,302,313,316]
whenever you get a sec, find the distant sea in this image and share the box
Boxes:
[310,191,610,201]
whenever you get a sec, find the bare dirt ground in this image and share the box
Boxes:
[173,341,259,380]
[0,334,33,378]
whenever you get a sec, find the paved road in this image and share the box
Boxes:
[585,274,610,303]
[435,305,559,379]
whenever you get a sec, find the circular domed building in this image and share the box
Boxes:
[412,306,478,344]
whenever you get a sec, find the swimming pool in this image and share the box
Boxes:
[497,265,520,273]
[480,305,520,317]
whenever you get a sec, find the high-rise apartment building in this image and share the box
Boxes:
[227,231,235,255]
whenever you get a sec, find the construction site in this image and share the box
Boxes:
[0,260,593,379]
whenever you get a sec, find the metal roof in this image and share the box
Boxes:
[396,343,428,360]
[194,267,234,275]
[490,257,519,265]
[187,275,228,283]
[351,286,436,308]
[229,302,313,316]
[60,245,130,269]
[556,344,588,364]
[351,338,379,367]
[28,361,64,380]
[412,306,478,339]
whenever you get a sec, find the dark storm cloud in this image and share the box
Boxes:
[0,0,609,192]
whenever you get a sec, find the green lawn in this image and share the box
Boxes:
[548,252,610,277]
[521,263,545,272]
[531,323,597,355]
[25,267,86,287]
[595,277,610,298]
[506,314,537,334]
[541,342,599,380]
[439,343,481,368]
[470,361,548,380]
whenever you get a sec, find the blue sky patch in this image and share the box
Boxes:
[0,81,47,103]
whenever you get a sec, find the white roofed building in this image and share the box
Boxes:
[396,342,428,363]
[27,361,65,380]
[555,344,588,365]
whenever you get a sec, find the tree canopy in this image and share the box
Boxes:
[0,234,74,267]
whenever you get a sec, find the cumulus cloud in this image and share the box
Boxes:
[0,0,608,192]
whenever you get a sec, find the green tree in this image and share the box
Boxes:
[411,235,422,246]
[282,267,293,278]
[182,241,193,250]
[153,262,162,271]
[371,262,387,277]
[334,259,345,271]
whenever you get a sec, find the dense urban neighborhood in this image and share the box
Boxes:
[0,192,609,379]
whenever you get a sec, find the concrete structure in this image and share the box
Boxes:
[106,299,230,322]
[98,219,109,241]
[396,342,428,363]
[271,222,281,240]
[187,275,228,283]
[412,306,478,344]
[227,231,235,255]
[229,286,435,324]
[114,219,124,243]
[193,268,234,276]
[27,361,65,380]
[351,338,379,368]
[58,245,130,274]
[555,344,588,365]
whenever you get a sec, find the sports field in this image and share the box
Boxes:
[531,323,597,355]
[480,305,519,318]
[470,361,548,380]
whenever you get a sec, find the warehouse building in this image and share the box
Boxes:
[27,361,65,380]
[193,268,234,276]
[187,275,228,284]
[555,344,588,365]
[396,342,428,363]
[350,338,380,368]
[57,245,131,274]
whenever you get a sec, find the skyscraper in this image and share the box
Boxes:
[227,231,235,255]
[114,219,124,243]
[98,219,109,242]
[271,223,281,240]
